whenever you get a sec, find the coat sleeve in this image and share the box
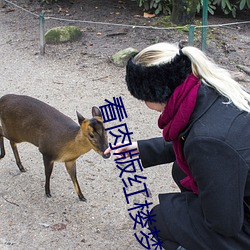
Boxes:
[137,137,175,168]
[185,136,249,237]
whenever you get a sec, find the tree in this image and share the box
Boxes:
[171,0,199,25]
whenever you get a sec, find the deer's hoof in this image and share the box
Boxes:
[46,193,52,198]
[79,196,87,202]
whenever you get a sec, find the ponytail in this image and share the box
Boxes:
[182,46,250,112]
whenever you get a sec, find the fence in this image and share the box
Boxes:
[2,0,250,55]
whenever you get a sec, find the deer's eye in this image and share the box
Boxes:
[89,133,94,139]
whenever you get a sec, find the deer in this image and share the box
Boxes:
[0,94,110,201]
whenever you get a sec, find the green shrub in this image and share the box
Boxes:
[135,0,250,18]
[134,0,172,15]
[213,0,250,17]
[196,0,216,15]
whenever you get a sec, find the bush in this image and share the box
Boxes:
[134,0,172,15]
[135,0,250,18]
[212,0,250,17]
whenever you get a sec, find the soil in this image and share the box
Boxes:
[0,0,249,249]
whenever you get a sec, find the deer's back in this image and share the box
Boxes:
[0,94,79,147]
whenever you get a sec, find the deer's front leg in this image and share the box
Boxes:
[65,160,86,202]
[43,155,54,198]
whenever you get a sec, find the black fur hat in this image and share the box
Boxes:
[125,52,192,103]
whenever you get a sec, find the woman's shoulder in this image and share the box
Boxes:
[185,84,250,148]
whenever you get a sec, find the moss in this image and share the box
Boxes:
[152,16,172,27]
[152,16,198,32]
[45,26,82,44]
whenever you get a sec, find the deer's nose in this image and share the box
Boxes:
[103,152,111,159]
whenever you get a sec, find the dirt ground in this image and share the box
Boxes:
[0,0,249,249]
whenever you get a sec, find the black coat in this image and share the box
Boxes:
[138,84,250,250]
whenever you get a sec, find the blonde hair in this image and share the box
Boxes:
[134,42,250,113]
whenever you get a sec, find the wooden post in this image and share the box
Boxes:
[188,25,195,46]
[39,11,45,55]
[202,0,208,51]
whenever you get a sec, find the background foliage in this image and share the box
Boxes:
[38,0,250,18]
[135,0,250,17]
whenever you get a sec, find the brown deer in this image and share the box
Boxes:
[0,94,110,201]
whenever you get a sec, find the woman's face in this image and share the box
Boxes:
[145,102,166,112]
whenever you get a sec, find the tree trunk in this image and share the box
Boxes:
[171,0,198,25]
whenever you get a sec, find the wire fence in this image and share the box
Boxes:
[3,0,250,55]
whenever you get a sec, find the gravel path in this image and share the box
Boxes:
[0,4,176,250]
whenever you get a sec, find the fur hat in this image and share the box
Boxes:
[125,52,192,103]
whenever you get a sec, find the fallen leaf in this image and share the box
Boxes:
[143,12,155,18]
[51,223,67,231]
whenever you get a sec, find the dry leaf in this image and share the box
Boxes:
[51,223,67,231]
[143,12,155,18]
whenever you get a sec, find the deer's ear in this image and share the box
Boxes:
[92,106,102,118]
[76,111,85,125]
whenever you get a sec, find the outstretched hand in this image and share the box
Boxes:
[104,141,139,159]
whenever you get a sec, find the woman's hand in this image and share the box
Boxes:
[104,141,139,159]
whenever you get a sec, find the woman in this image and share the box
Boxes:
[105,42,250,250]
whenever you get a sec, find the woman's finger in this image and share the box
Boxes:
[104,142,126,155]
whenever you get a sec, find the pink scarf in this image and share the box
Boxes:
[158,73,201,194]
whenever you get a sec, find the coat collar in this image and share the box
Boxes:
[179,83,220,140]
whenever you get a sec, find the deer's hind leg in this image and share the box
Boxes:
[0,126,5,159]
[10,141,26,172]
[65,161,86,202]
